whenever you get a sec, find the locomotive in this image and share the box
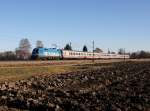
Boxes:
[31,48,130,60]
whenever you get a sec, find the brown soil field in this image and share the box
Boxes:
[0,60,149,111]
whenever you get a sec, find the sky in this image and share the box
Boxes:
[0,0,150,53]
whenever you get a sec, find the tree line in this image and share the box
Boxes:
[0,38,44,60]
[0,38,150,60]
[130,51,150,59]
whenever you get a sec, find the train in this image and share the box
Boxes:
[31,47,130,60]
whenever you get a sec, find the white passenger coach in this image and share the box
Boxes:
[62,50,129,59]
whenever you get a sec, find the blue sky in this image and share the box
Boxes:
[0,0,150,52]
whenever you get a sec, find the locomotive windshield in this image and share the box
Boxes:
[32,48,39,54]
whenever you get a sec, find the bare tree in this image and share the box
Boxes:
[111,52,116,54]
[0,51,17,60]
[130,50,150,59]
[16,38,31,60]
[118,48,124,55]
[36,40,44,48]
[94,48,103,53]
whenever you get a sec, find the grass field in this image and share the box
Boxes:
[0,59,149,82]
[0,59,122,82]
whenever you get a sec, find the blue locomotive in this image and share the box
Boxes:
[31,48,62,60]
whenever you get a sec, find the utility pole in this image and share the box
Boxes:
[92,40,95,63]
[124,48,125,61]
[108,48,110,54]
[69,42,71,47]
[70,42,72,50]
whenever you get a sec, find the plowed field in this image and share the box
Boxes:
[0,61,150,111]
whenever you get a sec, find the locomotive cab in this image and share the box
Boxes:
[31,48,39,60]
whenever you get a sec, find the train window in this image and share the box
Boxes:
[45,49,48,51]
